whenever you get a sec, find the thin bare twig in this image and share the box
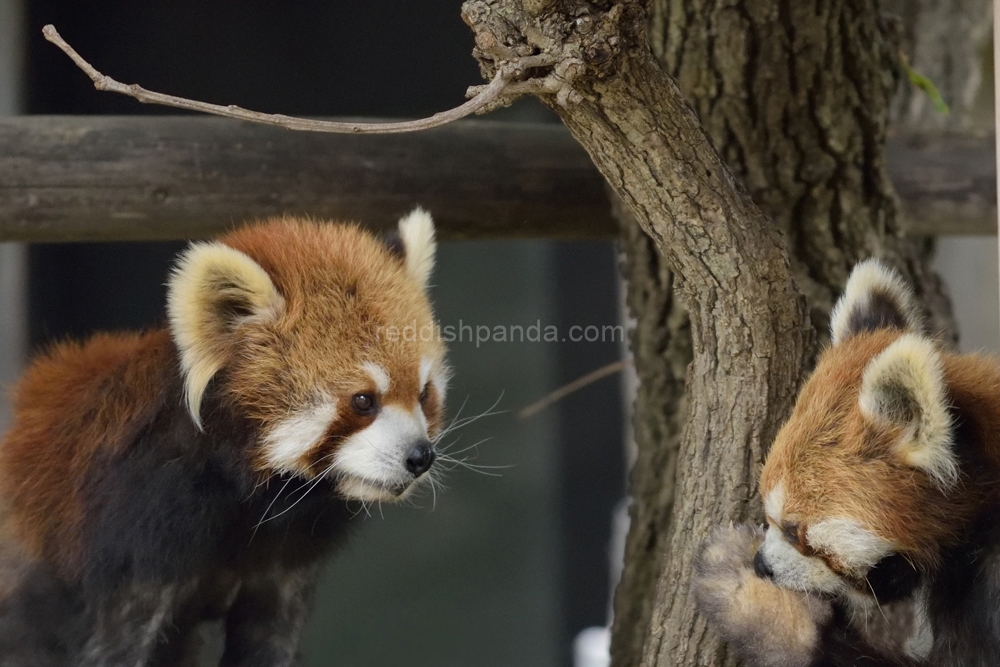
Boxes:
[42,24,518,134]
[517,359,631,419]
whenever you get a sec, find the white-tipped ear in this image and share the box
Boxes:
[167,242,284,429]
[859,334,957,489]
[829,259,923,344]
[397,207,436,289]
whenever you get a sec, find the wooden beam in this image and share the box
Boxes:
[0,116,612,242]
[0,117,995,242]
[887,130,996,236]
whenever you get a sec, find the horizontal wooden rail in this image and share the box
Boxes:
[886,130,996,236]
[0,116,611,242]
[0,116,994,242]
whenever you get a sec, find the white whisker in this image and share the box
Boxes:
[251,476,295,540]
[433,391,506,442]
[256,462,337,526]
[439,437,495,458]
[428,473,439,511]
[436,451,513,477]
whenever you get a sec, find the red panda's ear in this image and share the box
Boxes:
[859,334,957,489]
[397,207,436,290]
[167,242,285,429]
[829,259,924,344]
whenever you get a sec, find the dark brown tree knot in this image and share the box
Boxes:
[461,0,644,111]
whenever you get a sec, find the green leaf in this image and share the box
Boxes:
[905,65,950,115]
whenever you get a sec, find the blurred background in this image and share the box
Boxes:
[0,2,996,666]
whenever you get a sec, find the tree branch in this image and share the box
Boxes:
[517,359,631,419]
[42,24,522,135]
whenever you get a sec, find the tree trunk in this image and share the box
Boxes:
[612,196,690,666]
[612,1,960,663]
[463,1,811,664]
[647,0,955,336]
[883,0,992,130]
[461,1,960,666]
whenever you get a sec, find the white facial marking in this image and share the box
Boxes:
[420,356,451,406]
[262,400,337,473]
[419,357,433,388]
[362,361,390,394]
[334,405,430,501]
[764,482,786,523]
[807,518,893,575]
[760,525,844,595]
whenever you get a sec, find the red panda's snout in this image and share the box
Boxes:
[752,521,921,609]
[754,483,892,606]
[752,512,897,604]
[166,208,448,503]
[329,401,441,502]
[259,396,442,501]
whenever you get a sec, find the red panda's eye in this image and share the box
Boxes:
[783,523,801,545]
[352,393,378,415]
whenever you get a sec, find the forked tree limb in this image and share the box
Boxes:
[42,24,528,135]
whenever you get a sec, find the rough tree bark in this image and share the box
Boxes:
[613,195,690,664]
[460,1,964,666]
[884,0,992,130]
[613,2,964,663]
[462,1,811,665]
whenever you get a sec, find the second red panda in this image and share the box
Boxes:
[695,260,1000,666]
[0,210,448,666]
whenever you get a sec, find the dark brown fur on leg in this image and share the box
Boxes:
[221,566,320,667]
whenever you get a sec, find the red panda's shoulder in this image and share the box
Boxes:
[7,329,175,450]
[0,329,176,570]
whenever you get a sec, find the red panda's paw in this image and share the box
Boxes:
[693,524,833,667]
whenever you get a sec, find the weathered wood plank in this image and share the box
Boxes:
[887,130,996,236]
[0,117,994,242]
[0,116,612,242]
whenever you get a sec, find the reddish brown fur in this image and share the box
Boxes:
[761,330,1000,573]
[0,330,174,575]
[0,218,445,577]
[219,220,445,469]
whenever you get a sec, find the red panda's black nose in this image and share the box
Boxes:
[753,549,774,580]
[405,442,436,477]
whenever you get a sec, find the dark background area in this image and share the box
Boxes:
[21,2,625,664]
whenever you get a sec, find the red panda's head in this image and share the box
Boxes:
[755,260,970,608]
[166,210,448,502]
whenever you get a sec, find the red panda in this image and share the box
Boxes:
[694,259,1000,667]
[0,210,449,666]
